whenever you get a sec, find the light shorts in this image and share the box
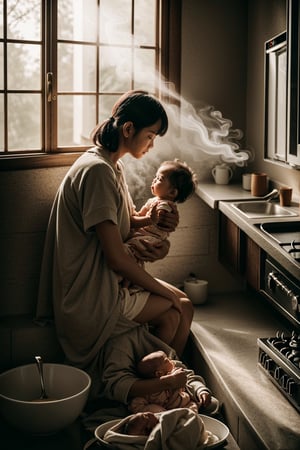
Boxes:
[119,286,150,320]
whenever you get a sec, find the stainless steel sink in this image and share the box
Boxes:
[259,221,300,243]
[231,201,298,218]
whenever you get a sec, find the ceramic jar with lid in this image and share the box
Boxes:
[212,164,233,185]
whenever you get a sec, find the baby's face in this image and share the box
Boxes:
[159,354,175,375]
[151,166,173,198]
[127,412,159,436]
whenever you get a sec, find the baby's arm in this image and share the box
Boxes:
[197,391,212,408]
[130,199,159,229]
[174,360,213,407]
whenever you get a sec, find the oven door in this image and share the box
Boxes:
[260,258,300,330]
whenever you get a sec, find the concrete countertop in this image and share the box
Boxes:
[190,292,300,450]
[195,181,300,281]
[195,182,255,209]
[218,201,300,281]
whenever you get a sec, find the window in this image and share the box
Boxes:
[265,31,287,162]
[0,0,181,168]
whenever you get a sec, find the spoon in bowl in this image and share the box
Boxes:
[35,355,48,400]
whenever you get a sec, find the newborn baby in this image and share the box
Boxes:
[103,409,219,450]
[124,411,159,436]
[129,350,216,414]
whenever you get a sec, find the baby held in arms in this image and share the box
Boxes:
[129,350,218,415]
[125,159,197,262]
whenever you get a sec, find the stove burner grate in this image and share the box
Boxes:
[257,330,300,413]
[280,242,300,262]
[267,331,300,369]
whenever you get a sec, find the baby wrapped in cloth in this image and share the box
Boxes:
[102,408,218,450]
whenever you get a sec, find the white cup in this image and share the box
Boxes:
[242,173,252,190]
[184,279,208,305]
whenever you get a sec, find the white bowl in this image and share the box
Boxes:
[94,414,229,450]
[0,363,91,435]
[94,414,230,449]
[200,415,229,448]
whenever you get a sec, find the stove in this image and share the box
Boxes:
[259,221,300,264]
[258,331,300,412]
[256,222,300,412]
[261,258,300,329]
[280,240,300,262]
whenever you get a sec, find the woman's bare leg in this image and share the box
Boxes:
[170,298,194,356]
[134,294,181,345]
[155,280,194,357]
[134,280,194,355]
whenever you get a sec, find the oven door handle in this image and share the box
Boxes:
[267,271,300,312]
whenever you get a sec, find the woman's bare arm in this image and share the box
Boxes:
[95,220,180,309]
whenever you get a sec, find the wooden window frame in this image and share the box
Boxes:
[0,0,181,171]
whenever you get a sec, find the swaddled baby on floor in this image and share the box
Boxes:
[103,409,219,450]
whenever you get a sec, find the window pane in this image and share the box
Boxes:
[134,48,156,93]
[7,0,41,41]
[99,46,132,92]
[58,0,97,42]
[58,43,97,92]
[134,0,156,45]
[0,94,3,151]
[0,1,3,39]
[8,94,41,150]
[98,95,120,124]
[0,43,3,89]
[100,0,132,45]
[58,95,96,146]
[7,43,41,90]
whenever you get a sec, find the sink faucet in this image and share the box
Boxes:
[239,188,279,202]
[265,189,279,202]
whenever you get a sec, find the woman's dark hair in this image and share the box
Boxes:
[91,90,168,152]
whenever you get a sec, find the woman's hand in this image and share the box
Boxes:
[132,239,170,262]
[157,202,179,232]
[160,368,187,390]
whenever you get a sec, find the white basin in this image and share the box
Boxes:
[231,201,298,219]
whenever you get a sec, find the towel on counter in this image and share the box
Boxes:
[103,408,216,450]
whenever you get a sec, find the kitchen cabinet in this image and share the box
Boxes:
[245,237,263,291]
[219,213,263,290]
[219,213,245,275]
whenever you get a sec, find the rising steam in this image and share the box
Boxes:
[99,10,254,200]
[123,85,253,202]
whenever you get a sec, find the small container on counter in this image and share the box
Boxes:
[184,275,208,305]
[279,186,293,206]
[242,173,252,190]
[251,173,268,196]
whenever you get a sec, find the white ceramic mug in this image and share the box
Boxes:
[184,279,208,304]
[212,164,233,185]
[242,173,252,190]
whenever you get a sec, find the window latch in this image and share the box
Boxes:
[46,72,55,102]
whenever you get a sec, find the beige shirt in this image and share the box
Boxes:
[36,148,137,374]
